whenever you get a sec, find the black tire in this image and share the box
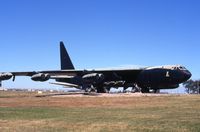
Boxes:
[96,87,108,93]
[141,88,150,93]
[153,89,160,93]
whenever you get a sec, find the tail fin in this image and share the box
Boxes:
[60,41,75,70]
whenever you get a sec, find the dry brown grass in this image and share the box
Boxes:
[0,91,199,132]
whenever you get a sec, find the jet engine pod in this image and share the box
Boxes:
[82,73,104,83]
[0,72,13,80]
[31,73,50,82]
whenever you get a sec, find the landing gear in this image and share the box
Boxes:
[141,87,150,93]
[85,85,96,93]
[84,84,110,93]
[96,86,110,93]
[153,89,160,93]
[130,84,141,93]
[123,87,128,93]
[131,87,140,93]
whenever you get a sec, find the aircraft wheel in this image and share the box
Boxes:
[131,87,136,93]
[131,87,141,93]
[123,87,128,93]
[97,87,108,93]
[141,88,150,93]
[85,85,96,93]
[153,89,160,93]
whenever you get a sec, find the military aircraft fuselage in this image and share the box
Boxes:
[136,66,191,90]
[55,65,191,93]
[0,41,192,93]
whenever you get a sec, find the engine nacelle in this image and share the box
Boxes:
[82,73,104,83]
[0,73,13,81]
[31,73,50,82]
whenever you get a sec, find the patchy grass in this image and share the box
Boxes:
[0,91,36,98]
[0,91,199,132]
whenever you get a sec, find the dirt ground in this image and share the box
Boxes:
[0,91,199,132]
[0,91,185,108]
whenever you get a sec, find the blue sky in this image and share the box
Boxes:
[0,0,200,89]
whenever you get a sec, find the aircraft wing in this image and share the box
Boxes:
[0,71,37,81]
[0,41,144,90]
[0,68,143,81]
[38,68,143,79]
[38,68,143,82]
[11,71,37,76]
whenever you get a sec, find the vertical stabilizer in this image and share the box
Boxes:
[60,41,75,70]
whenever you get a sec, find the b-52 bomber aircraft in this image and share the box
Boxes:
[0,41,191,93]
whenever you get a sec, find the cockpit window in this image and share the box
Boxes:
[178,66,186,70]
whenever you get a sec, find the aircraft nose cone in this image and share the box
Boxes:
[183,70,192,81]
